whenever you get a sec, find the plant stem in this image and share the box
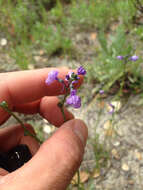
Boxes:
[0,101,42,144]
[58,80,82,189]
[58,93,69,122]
[77,169,81,189]
[61,106,66,122]
[119,58,128,96]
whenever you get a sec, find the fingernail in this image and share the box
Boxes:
[73,120,87,146]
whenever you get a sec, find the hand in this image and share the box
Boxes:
[0,68,88,190]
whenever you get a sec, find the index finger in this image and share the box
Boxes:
[0,68,83,123]
[1,68,83,104]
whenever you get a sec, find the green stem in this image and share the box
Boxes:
[119,58,128,96]
[77,169,81,189]
[0,101,42,144]
[58,91,82,189]
[61,106,66,122]
[95,102,103,129]
[59,93,69,122]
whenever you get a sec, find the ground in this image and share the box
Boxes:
[1,44,143,189]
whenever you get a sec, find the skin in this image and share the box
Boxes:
[0,68,88,190]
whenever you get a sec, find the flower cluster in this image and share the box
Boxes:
[117,55,138,61]
[45,66,86,109]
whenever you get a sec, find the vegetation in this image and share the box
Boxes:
[1,0,143,189]
[0,0,143,94]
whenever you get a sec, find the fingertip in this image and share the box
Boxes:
[40,96,74,127]
[72,119,88,146]
[62,119,88,147]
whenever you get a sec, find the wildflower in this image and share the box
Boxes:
[65,74,70,81]
[108,103,115,114]
[99,90,104,94]
[117,56,124,60]
[45,67,85,109]
[70,89,77,95]
[68,71,74,78]
[77,66,86,75]
[71,80,79,85]
[129,55,138,61]
[45,70,59,85]
[66,94,81,108]
[65,71,79,81]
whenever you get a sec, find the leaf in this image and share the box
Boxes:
[135,151,142,161]
[105,127,115,137]
[92,169,100,179]
[128,76,135,83]
[104,120,115,137]
[104,120,112,129]
[90,33,97,41]
[98,31,108,54]
[71,171,90,185]
[111,149,120,160]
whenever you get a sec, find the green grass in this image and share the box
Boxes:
[92,135,110,171]
[1,0,142,93]
[86,25,143,95]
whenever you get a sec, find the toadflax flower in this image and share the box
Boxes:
[70,89,77,95]
[45,70,59,85]
[99,90,104,95]
[65,71,79,81]
[129,55,138,61]
[117,56,124,60]
[65,74,70,81]
[77,66,86,75]
[66,89,81,108]
[66,94,81,108]
[108,103,115,114]
[45,66,86,110]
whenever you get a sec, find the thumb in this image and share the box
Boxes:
[0,119,88,190]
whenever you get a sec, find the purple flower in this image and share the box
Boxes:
[65,74,70,81]
[108,103,115,114]
[65,71,80,85]
[66,94,81,108]
[99,90,104,94]
[117,56,124,60]
[71,80,78,85]
[65,71,75,81]
[77,66,86,75]
[70,89,77,95]
[68,71,74,78]
[129,55,138,61]
[45,70,59,85]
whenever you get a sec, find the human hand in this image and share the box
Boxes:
[0,68,88,190]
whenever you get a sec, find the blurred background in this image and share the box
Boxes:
[1,0,143,189]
